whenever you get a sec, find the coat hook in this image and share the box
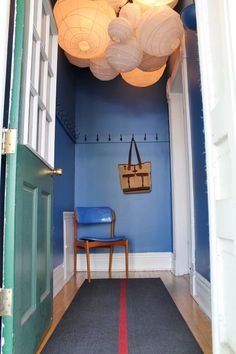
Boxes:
[96,134,99,142]
[108,134,111,141]
[120,134,123,141]
[144,133,147,141]
[84,134,87,142]
[156,133,158,141]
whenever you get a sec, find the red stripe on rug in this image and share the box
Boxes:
[119,279,128,354]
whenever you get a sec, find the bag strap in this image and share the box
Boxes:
[128,139,142,168]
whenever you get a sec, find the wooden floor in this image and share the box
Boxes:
[37,271,212,354]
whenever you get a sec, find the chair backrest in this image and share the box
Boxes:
[75,207,113,225]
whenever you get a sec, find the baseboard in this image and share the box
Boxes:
[53,264,65,297]
[194,271,211,318]
[76,252,172,272]
[63,211,74,283]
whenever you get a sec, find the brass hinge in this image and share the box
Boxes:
[0,288,12,316]
[1,128,17,155]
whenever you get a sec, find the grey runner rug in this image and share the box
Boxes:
[42,278,203,354]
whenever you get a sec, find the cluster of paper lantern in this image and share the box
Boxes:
[53,0,184,87]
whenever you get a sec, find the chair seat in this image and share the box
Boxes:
[79,236,126,242]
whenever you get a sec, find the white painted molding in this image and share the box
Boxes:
[63,211,74,282]
[189,263,196,296]
[171,255,176,275]
[53,212,74,298]
[166,88,191,275]
[194,271,211,319]
[76,252,172,272]
[180,41,196,293]
[166,38,194,277]
[167,38,185,93]
[53,264,65,297]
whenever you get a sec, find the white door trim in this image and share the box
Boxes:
[63,211,74,283]
[53,212,74,297]
[195,0,236,352]
[0,0,11,179]
[166,40,194,278]
[180,42,196,294]
[194,271,211,319]
[181,41,196,296]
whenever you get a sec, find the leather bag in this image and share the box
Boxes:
[118,139,151,193]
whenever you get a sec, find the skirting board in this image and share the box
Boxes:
[76,252,172,272]
[53,264,65,298]
[193,271,211,318]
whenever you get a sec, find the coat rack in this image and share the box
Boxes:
[76,133,168,144]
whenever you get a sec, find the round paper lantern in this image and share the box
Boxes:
[137,6,184,57]
[169,0,178,8]
[106,0,127,8]
[90,56,119,81]
[138,53,168,72]
[108,18,133,43]
[119,3,142,29]
[53,0,115,59]
[134,0,178,10]
[97,0,117,16]
[106,38,143,73]
[65,52,90,68]
[121,65,166,87]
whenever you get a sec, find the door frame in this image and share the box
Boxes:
[166,40,195,284]
[1,1,25,351]
[195,0,236,352]
[0,0,11,179]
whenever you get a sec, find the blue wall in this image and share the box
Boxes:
[185,29,210,281]
[56,47,77,140]
[53,120,75,267]
[53,48,76,267]
[75,70,172,253]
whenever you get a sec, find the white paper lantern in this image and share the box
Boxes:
[90,56,119,81]
[134,0,178,10]
[138,53,168,72]
[137,6,184,57]
[106,0,127,8]
[121,65,166,87]
[119,3,142,29]
[106,38,143,73]
[169,0,179,8]
[53,0,115,59]
[108,18,133,43]
[97,0,117,16]
[65,52,90,68]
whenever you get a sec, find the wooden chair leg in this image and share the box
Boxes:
[85,241,91,283]
[109,246,113,278]
[74,246,77,275]
[125,239,129,279]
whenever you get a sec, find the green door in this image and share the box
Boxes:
[2,0,58,353]
[13,145,53,353]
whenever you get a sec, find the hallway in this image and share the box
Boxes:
[2,0,236,352]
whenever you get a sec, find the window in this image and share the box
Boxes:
[21,0,58,167]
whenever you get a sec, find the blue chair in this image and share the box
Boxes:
[74,207,129,282]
